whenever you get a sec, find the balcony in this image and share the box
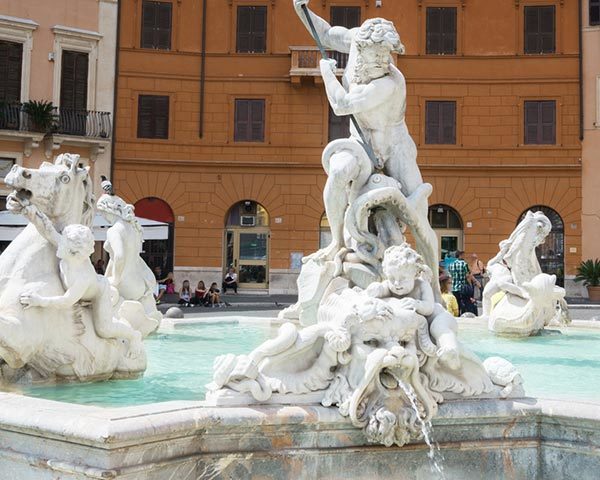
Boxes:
[0,102,111,159]
[289,46,348,83]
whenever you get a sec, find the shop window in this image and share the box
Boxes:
[524,100,555,144]
[319,213,332,249]
[425,101,456,144]
[328,105,350,141]
[524,6,555,54]
[237,6,267,53]
[134,197,174,272]
[234,99,265,142]
[137,95,169,139]
[426,7,456,55]
[141,1,172,50]
[0,158,15,179]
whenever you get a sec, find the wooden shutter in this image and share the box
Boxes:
[524,6,555,54]
[426,8,441,54]
[60,51,88,110]
[591,0,600,26]
[427,8,456,54]
[138,95,169,139]
[0,41,23,102]
[141,1,157,48]
[237,6,267,53]
[524,101,555,144]
[442,8,457,54]
[441,102,456,144]
[141,1,171,50]
[235,99,265,142]
[330,7,361,28]
[425,101,456,144]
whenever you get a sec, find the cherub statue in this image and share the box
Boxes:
[18,204,143,357]
[366,243,460,368]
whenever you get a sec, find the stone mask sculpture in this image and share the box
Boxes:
[207,0,525,448]
[0,154,152,383]
[485,210,570,336]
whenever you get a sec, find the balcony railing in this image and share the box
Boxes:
[0,102,111,139]
[290,46,349,77]
[55,108,111,138]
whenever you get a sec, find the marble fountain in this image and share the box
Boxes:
[0,3,599,479]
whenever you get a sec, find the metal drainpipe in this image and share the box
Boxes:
[199,0,208,138]
[110,0,122,183]
[579,0,584,141]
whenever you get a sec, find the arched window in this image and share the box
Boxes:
[134,197,175,272]
[519,206,564,287]
[319,213,331,249]
[224,201,270,289]
[428,204,464,261]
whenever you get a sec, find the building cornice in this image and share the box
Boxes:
[52,25,103,41]
[0,15,38,31]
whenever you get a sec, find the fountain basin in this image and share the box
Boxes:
[0,393,599,479]
[2,317,599,478]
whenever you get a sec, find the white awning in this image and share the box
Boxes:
[0,211,169,242]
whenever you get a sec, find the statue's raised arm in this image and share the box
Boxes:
[293,0,353,53]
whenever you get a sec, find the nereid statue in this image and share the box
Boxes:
[0,154,158,384]
[485,210,570,337]
[207,2,524,448]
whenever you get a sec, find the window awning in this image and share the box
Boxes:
[0,211,169,242]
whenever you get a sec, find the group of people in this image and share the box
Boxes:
[439,251,487,317]
[149,265,240,307]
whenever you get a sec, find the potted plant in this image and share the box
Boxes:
[22,100,57,133]
[574,259,600,301]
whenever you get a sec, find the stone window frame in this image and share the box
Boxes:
[51,25,102,111]
[134,92,172,141]
[420,97,462,147]
[229,95,271,144]
[417,1,464,56]
[519,97,561,146]
[589,0,600,26]
[0,15,38,102]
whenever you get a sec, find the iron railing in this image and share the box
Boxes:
[0,102,111,138]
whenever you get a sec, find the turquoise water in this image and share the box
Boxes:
[18,321,600,407]
[22,322,272,407]
[460,324,600,403]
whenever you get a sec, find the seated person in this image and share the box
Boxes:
[156,272,175,303]
[192,281,209,305]
[18,206,142,357]
[208,282,221,307]
[222,267,238,294]
[178,279,192,306]
[440,273,459,317]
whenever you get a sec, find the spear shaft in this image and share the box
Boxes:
[300,4,381,170]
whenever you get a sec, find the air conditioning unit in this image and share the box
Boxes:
[240,215,256,227]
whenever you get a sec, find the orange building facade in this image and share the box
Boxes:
[114,0,582,294]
